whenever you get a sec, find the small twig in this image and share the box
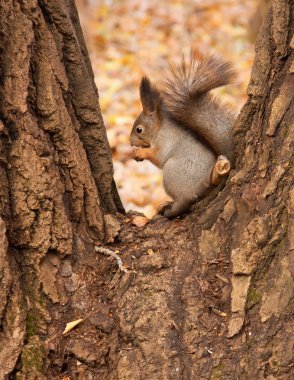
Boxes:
[211,307,227,317]
[216,273,229,284]
[95,246,128,273]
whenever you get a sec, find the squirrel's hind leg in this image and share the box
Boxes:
[163,197,197,219]
[211,155,231,185]
[156,200,173,215]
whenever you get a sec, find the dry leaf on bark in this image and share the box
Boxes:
[131,215,149,227]
[62,318,84,335]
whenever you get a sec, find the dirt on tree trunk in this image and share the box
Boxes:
[0,1,293,379]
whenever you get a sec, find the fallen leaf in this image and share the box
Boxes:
[131,215,149,227]
[62,319,84,335]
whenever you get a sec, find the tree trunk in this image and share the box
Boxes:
[0,1,293,380]
[0,0,123,378]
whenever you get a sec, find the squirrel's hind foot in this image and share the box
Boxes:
[156,201,173,216]
[211,155,231,185]
[162,197,196,219]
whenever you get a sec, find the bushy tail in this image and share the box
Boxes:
[163,53,236,114]
[162,53,236,159]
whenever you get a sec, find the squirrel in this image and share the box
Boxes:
[130,54,236,219]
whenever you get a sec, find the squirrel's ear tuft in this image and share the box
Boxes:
[140,76,162,115]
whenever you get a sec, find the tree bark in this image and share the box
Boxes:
[0,0,123,378]
[0,1,293,380]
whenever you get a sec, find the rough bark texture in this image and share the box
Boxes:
[0,1,122,378]
[0,1,293,380]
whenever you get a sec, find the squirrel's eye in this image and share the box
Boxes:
[136,127,143,134]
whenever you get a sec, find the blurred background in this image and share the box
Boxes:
[76,0,266,218]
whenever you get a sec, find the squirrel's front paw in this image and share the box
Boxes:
[134,156,144,162]
[131,148,145,162]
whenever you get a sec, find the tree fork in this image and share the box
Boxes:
[0,0,293,379]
